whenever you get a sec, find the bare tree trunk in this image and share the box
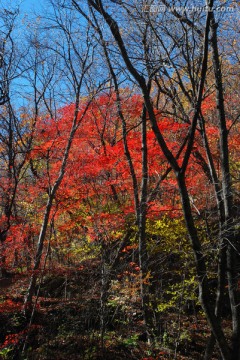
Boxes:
[24,92,93,312]
[198,113,227,359]
[138,104,154,339]
[210,11,240,360]
[24,196,54,310]
[177,173,230,360]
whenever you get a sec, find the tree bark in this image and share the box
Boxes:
[210,11,240,359]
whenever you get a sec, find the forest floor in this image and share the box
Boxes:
[0,260,222,359]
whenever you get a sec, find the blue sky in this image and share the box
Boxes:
[20,0,45,15]
[0,0,46,19]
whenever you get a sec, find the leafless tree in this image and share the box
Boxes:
[70,1,240,358]
[24,0,106,312]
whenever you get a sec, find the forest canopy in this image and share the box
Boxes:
[0,1,239,359]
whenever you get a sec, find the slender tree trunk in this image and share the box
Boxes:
[138,104,154,339]
[198,114,228,359]
[24,196,54,311]
[177,173,231,360]
[24,92,86,312]
[210,12,240,359]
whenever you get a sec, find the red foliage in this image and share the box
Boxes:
[0,299,22,313]
[1,90,239,268]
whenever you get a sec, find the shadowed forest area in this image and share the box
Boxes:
[0,1,240,359]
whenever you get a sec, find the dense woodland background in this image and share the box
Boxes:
[0,0,240,359]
